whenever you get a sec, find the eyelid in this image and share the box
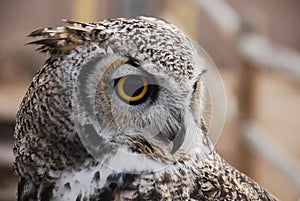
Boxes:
[111,64,146,80]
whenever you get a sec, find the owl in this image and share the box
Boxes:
[13,16,279,201]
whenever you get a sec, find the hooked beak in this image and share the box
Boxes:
[171,113,186,154]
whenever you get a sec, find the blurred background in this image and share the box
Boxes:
[0,0,300,200]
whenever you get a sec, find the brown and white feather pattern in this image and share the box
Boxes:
[14,17,279,200]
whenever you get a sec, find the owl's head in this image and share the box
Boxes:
[30,16,224,173]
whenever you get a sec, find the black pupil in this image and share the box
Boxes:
[123,76,145,97]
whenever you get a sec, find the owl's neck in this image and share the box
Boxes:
[51,141,218,201]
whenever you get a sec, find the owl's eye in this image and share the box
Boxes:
[115,75,155,105]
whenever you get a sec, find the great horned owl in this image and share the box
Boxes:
[13,16,279,201]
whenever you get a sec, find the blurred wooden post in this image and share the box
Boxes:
[237,32,300,187]
[194,0,300,193]
[237,59,256,174]
[194,0,257,174]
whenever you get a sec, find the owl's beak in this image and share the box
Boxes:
[171,116,186,154]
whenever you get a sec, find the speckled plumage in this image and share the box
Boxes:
[14,16,279,201]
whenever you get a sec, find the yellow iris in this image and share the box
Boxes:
[116,76,149,103]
